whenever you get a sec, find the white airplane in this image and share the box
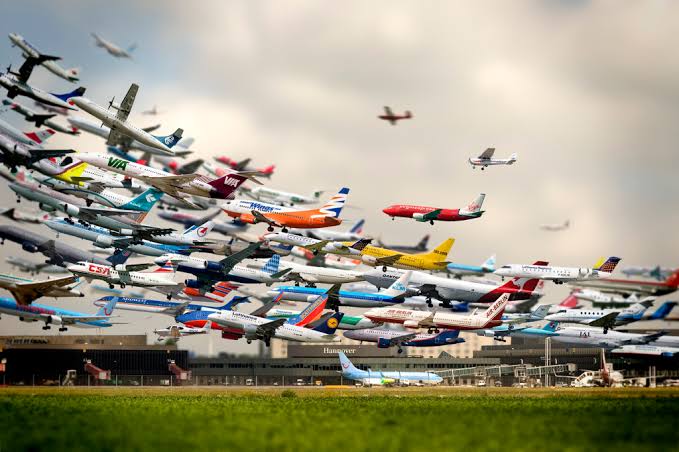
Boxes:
[468,148,517,170]
[263,232,366,257]
[544,302,653,330]
[0,207,51,224]
[74,153,254,208]
[0,55,85,109]
[247,258,364,285]
[6,256,68,275]
[154,321,212,341]
[0,273,82,305]
[91,33,136,58]
[3,100,78,135]
[611,344,679,357]
[494,257,621,284]
[573,289,652,307]
[67,117,193,157]
[0,120,77,171]
[536,324,679,349]
[240,185,323,206]
[70,84,183,155]
[363,293,510,332]
[540,220,570,231]
[8,33,80,82]
[207,308,344,346]
[142,105,163,115]
[67,260,182,299]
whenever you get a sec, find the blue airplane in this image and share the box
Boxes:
[478,321,559,342]
[338,352,443,386]
[618,301,677,323]
[446,254,496,277]
[94,295,251,318]
[0,296,119,331]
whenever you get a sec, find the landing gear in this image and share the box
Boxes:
[397,347,403,354]
[120,283,126,289]
[281,227,288,233]
[267,226,274,232]
[42,325,51,330]
[382,265,388,272]
[294,281,300,286]
[430,220,434,225]
[59,327,67,332]
[481,167,486,171]
[426,297,433,308]
[246,339,252,344]
[108,283,114,289]
[305,283,317,288]
[391,217,395,221]
[167,294,172,300]
[264,338,271,347]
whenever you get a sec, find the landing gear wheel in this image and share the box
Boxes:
[398,348,403,354]
[59,327,67,332]
[42,325,51,330]
[247,340,252,344]
[267,226,274,232]
[481,167,485,171]
[430,220,434,225]
[120,283,126,288]
[167,294,172,300]
[426,298,433,308]
[108,284,114,289]
[382,265,388,272]
[281,227,288,233]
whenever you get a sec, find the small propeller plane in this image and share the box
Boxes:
[468,148,517,170]
[378,106,412,125]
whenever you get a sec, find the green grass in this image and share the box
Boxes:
[1,387,678,451]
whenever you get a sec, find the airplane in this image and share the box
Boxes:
[338,352,442,386]
[335,237,454,272]
[0,116,56,146]
[157,210,248,236]
[343,328,464,354]
[361,266,544,306]
[0,121,77,171]
[164,251,291,288]
[154,321,212,342]
[2,100,79,135]
[0,296,119,331]
[214,156,275,178]
[247,257,364,285]
[208,304,344,346]
[91,33,136,58]
[28,155,141,189]
[501,305,551,325]
[540,220,570,232]
[44,218,203,257]
[93,295,249,319]
[240,185,324,206]
[221,187,350,232]
[67,260,182,299]
[142,105,163,115]
[9,179,174,240]
[268,271,412,309]
[67,117,193,157]
[573,289,653,308]
[375,234,429,254]
[526,322,679,349]
[363,293,510,332]
[266,308,380,330]
[382,194,486,224]
[378,106,412,125]
[262,232,367,257]
[546,301,677,328]
[446,254,496,278]
[0,224,131,267]
[0,273,82,305]
[6,256,68,275]
[69,84,183,155]
[611,344,679,358]
[621,265,674,281]
[494,257,621,284]
[0,207,51,224]
[8,33,80,82]
[468,148,517,170]
[570,268,679,296]
[0,54,86,109]
[74,153,252,208]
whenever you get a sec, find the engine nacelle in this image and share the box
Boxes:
[178,259,208,270]
[94,236,114,248]
[38,203,56,213]
[63,204,80,217]
[403,320,420,329]
[118,228,134,236]
[205,261,222,272]
[21,241,38,253]
[377,337,391,348]
[184,279,205,290]
[45,315,63,325]
[412,213,426,221]
[480,330,497,338]
[362,255,377,266]
[242,324,258,335]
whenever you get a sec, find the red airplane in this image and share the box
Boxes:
[383,194,486,225]
[215,156,275,178]
[378,106,412,125]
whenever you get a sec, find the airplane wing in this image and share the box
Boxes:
[9,275,78,305]
[270,268,293,280]
[383,106,394,116]
[116,83,138,122]
[478,148,496,159]
[375,254,403,266]
[141,124,161,133]
[16,55,60,84]
[122,263,154,272]
[160,301,191,317]
[587,312,619,330]
[218,241,262,274]
[136,174,200,191]
[36,240,67,266]
[235,158,251,171]
[380,332,418,347]
[421,209,443,221]
[621,331,667,346]
[251,210,281,228]
[416,313,436,328]
[79,206,143,218]
[59,315,112,324]
[256,318,287,337]
[105,126,129,147]
[301,240,331,253]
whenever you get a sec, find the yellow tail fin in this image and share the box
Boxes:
[424,238,454,261]
[592,256,605,269]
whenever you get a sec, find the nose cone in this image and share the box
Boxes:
[382,206,396,215]
[343,330,358,340]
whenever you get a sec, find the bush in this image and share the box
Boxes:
[281,389,297,398]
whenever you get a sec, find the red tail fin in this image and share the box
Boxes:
[559,293,579,308]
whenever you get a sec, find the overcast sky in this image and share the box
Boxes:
[0,1,677,355]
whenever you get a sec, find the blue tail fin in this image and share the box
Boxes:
[262,254,280,275]
[350,219,365,234]
[650,301,677,320]
[338,351,358,372]
[152,128,183,149]
[222,296,250,311]
[106,249,132,267]
[542,321,559,332]
[121,187,163,211]
[317,187,349,218]
[312,311,343,334]
[95,296,117,316]
[51,86,86,102]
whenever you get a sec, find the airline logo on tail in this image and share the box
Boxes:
[318,187,350,218]
[598,257,621,273]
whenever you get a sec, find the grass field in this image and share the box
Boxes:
[1,387,678,451]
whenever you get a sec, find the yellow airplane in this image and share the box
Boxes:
[338,238,454,271]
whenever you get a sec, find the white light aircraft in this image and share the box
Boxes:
[468,148,517,170]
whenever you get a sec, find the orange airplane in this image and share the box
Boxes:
[221,187,349,232]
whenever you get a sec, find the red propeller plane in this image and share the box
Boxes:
[378,106,412,125]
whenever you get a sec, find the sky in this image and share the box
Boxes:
[0,1,677,355]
